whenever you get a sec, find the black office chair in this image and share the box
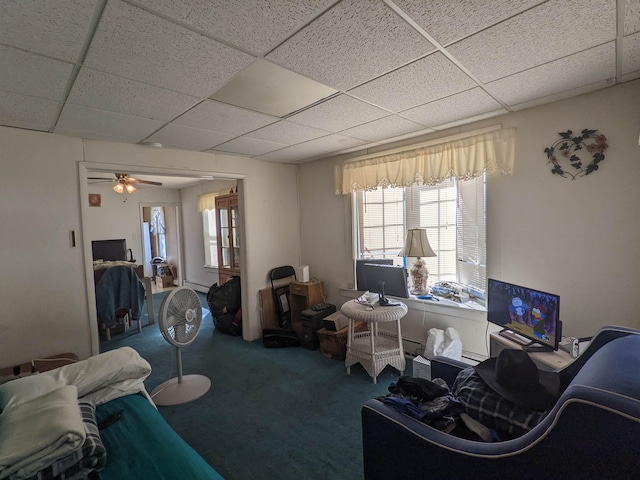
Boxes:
[269,266,296,329]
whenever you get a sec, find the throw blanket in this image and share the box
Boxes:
[0,386,84,479]
[0,348,151,480]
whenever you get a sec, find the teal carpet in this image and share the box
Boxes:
[101,292,410,480]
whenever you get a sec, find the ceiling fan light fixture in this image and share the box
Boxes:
[113,182,125,194]
[125,183,136,194]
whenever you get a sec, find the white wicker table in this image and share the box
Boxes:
[341,299,408,384]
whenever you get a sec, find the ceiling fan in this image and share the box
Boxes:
[88,173,163,194]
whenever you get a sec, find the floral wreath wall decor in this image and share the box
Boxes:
[544,129,608,180]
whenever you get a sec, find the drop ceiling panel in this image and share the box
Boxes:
[84,0,254,98]
[245,120,331,145]
[0,0,98,62]
[287,94,389,132]
[0,46,73,101]
[213,137,288,156]
[393,0,545,46]
[623,32,640,75]
[485,43,616,105]
[68,68,200,121]
[56,104,165,142]
[447,0,616,83]
[145,124,235,151]
[0,91,59,131]
[267,0,436,90]
[257,133,369,163]
[174,100,278,135]
[401,88,504,128]
[349,52,477,112]
[130,0,339,56]
[340,115,428,142]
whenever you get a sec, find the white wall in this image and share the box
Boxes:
[1,130,300,366]
[297,80,640,355]
[85,182,181,264]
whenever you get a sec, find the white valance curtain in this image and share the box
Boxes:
[197,193,218,212]
[334,126,516,195]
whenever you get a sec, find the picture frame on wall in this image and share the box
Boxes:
[89,193,101,207]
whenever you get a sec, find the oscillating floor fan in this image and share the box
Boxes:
[150,287,211,406]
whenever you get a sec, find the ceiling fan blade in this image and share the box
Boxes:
[131,179,163,186]
[87,177,115,181]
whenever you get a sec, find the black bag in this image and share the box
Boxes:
[262,329,301,348]
[207,276,242,335]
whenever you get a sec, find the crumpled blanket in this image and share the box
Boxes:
[0,386,85,480]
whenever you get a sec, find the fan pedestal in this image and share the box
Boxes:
[151,375,211,406]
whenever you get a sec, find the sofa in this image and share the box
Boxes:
[361,325,640,480]
[0,347,223,480]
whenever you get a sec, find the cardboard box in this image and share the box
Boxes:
[322,311,349,331]
[259,287,279,330]
[156,275,174,288]
[317,321,367,360]
[412,355,431,380]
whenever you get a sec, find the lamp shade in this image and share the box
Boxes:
[401,229,436,258]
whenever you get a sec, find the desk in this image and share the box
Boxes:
[490,332,574,371]
[341,300,408,384]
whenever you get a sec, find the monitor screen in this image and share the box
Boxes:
[92,239,127,261]
[361,263,409,299]
[356,259,393,290]
[487,278,561,350]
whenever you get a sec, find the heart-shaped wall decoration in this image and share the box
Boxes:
[544,129,608,180]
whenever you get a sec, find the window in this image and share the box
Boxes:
[202,208,218,267]
[354,174,486,293]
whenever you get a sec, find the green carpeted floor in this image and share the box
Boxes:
[101,291,410,480]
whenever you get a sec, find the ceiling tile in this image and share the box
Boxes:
[130,0,339,56]
[145,123,235,151]
[623,32,640,75]
[213,137,288,156]
[0,46,73,101]
[349,52,477,112]
[257,133,368,163]
[266,0,435,90]
[174,100,278,135]
[393,0,545,46]
[401,88,503,127]
[448,0,616,83]
[340,115,428,142]
[245,120,331,145]
[56,104,164,142]
[485,43,616,105]
[0,91,59,131]
[84,0,254,98]
[0,0,98,62]
[625,0,640,35]
[287,94,389,132]
[68,68,199,122]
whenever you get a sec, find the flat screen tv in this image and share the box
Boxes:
[361,263,409,299]
[487,278,561,351]
[92,239,127,262]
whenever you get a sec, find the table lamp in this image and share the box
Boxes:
[401,228,436,295]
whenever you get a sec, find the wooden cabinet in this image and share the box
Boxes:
[215,193,240,284]
[289,280,324,333]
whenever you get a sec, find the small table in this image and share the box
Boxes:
[489,332,574,371]
[341,299,408,384]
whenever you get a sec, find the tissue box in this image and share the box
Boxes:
[412,355,431,380]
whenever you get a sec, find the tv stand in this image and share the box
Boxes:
[498,329,532,346]
[490,332,574,371]
[522,343,554,353]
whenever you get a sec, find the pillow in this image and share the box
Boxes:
[0,373,59,411]
[452,367,546,439]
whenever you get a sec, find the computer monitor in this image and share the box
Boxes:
[361,263,410,299]
[356,259,393,290]
[91,239,127,261]
[487,278,561,351]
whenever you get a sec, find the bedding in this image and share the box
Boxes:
[0,348,222,480]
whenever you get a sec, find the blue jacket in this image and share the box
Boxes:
[96,266,146,328]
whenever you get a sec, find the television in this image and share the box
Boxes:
[92,239,127,262]
[361,263,410,300]
[356,258,393,290]
[487,278,561,351]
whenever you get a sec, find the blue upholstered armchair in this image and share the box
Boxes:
[361,326,640,479]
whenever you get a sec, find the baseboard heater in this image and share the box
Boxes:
[183,281,210,294]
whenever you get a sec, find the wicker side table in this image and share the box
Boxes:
[341,299,408,384]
